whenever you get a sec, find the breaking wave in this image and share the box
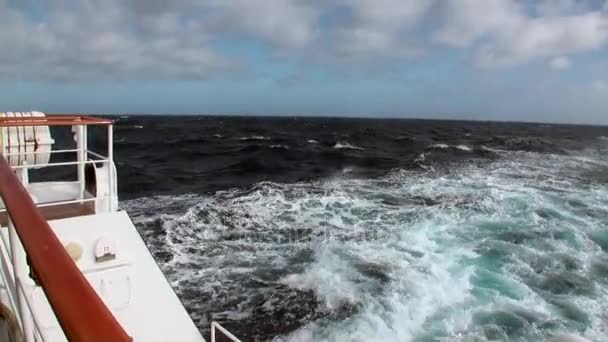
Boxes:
[427,143,471,152]
[333,142,365,150]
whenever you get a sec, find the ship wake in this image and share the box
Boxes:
[123,146,608,341]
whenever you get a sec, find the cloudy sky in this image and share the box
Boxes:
[1,0,607,124]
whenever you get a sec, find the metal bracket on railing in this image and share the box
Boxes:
[211,322,242,342]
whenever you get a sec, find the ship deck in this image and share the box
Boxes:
[0,202,95,227]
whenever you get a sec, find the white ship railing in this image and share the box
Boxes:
[211,321,242,342]
[0,148,117,216]
[3,148,81,156]
[0,115,131,341]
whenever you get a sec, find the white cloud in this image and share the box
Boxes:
[434,0,608,68]
[433,0,523,47]
[550,56,570,70]
[203,0,321,48]
[331,0,434,56]
[476,12,608,67]
[0,1,238,81]
[0,0,328,80]
[2,0,608,81]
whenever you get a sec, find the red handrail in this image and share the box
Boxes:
[0,155,131,341]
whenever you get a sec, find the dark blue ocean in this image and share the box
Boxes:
[103,116,607,341]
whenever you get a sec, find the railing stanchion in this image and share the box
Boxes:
[8,218,35,341]
[76,124,86,201]
[108,124,113,162]
[108,124,115,211]
[211,322,242,342]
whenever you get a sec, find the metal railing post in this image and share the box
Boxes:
[0,239,20,327]
[107,124,113,162]
[107,125,115,212]
[211,322,242,342]
[76,125,86,201]
[8,218,35,341]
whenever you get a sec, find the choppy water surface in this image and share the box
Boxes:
[115,117,608,341]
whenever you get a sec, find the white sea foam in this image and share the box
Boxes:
[307,140,319,144]
[123,147,608,341]
[270,144,289,149]
[427,143,471,152]
[429,143,449,149]
[455,144,471,152]
[238,135,271,141]
[333,142,364,150]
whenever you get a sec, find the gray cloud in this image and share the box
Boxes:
[434,0,522,47]
[0,1,238,81]
[435,0,608,67]
[476,11,608,67]
[329,0,433,56]
[1,0,608,81]
[535,0,594,16]
[204,0,322,48]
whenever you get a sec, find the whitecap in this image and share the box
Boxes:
[428,143,449,149]
[455,144,471,152]
[333,142,364,150]
[238,135,271,141]
[415,153,427,163]
[427,144,471,152]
